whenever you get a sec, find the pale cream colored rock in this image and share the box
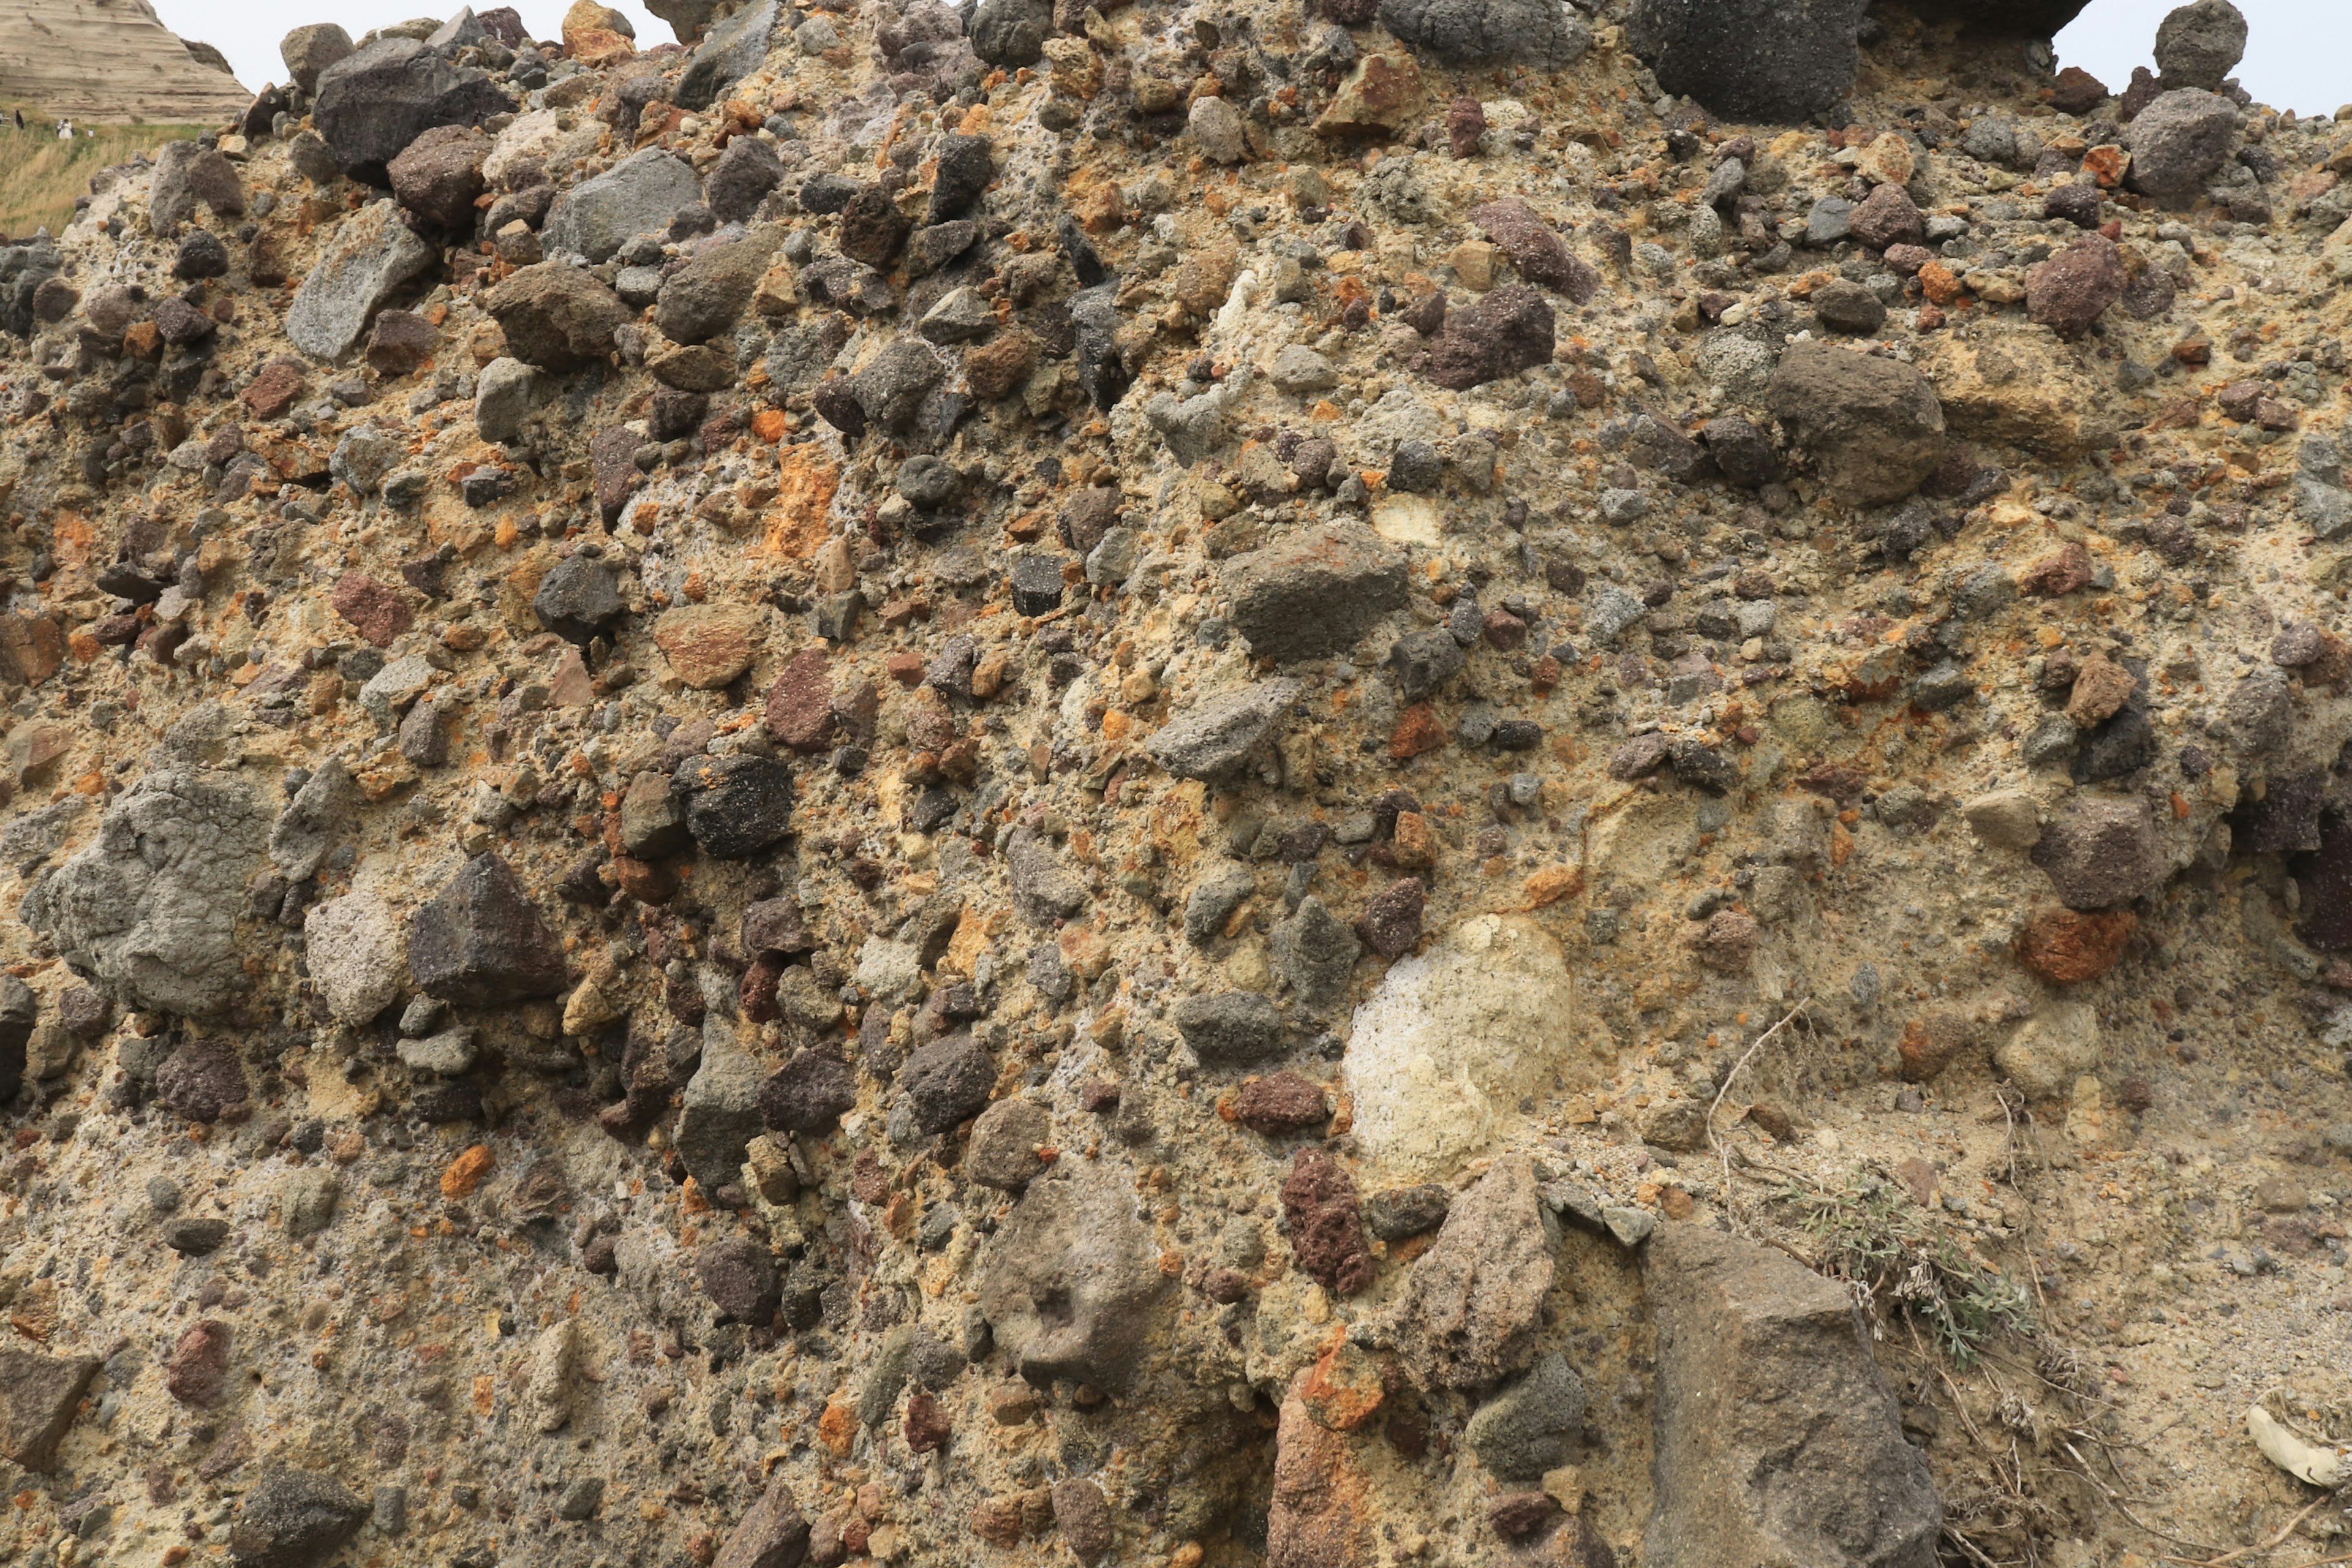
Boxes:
[1343,914,1592,1179]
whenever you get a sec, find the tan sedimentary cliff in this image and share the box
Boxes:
[0,0,248,124]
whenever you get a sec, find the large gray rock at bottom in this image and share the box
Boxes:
[1766,341,1945,508]
[1381,0,1592,66]
[1222,523,1409,663]
[228,1466,371,1568]
[21,767,268,1016]
[677,0,778,110]
[0,1347,99,1471]
[284,200,436,361]
[2029,796,2165,910]
[2125,89,2239,203]
[1466,1351,1587,1482]
[1146,679,1302,780]
[1628,0,1868,123]
[1389,1157,1555,1391]
[312,36,508,184]
[405,852,565,1006]
[304,892,404,1025]
[2154,0,2247,89]
[677,1033,764,1192]
[712,1475,810,1568]
[979,1158,1169,1393]
[1645,1223,1939,1568]
[543,149,703,263]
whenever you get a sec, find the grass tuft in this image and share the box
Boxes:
[1776,1172,2037,1367]
[0,124,205,241]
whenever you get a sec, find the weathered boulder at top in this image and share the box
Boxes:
[405,852,567,1006]
[21,768,270,1016]
[1628,0,1869,123]
[1379,0,1592,67]
[1645,1223,1941,1568]
[1766,341,1946,507]
[312,36,509,184]
[979,1158,1169,1393]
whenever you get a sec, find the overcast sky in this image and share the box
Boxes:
[156,0,2351,117]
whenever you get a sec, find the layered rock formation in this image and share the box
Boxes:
[0,0,248,124]
[0,1,2345,1565]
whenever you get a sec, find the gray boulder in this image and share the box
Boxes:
[980,1158,1169,1392]
[405,853,566,1006]
[2029,796,2166,910]
[1466,1351,1587,1482]
[1390,1158,1555,1390]
[1766,342,1945,507]
[0,1348,100,1472]
[1146,679,1302,780]
[677,0,779,110]
[677,1033,764,1192]
[21,767,269,1016]
[2154,0,2247,89]
[1222,523,1409,663]
[312,36,508,184]
[968,0,1051,66]
[229,1467,371,1568]
[2125,89,2239,203]
[284,200,436,361]
[543,149,703,264]
[654,227,784,345]
[281,23,354,92]
[1628,0,1869,123]
[1645,1223,1939,1568]
[270,756,357,881]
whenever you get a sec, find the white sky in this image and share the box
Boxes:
[153,0,680,96]
[155,0,2352,117]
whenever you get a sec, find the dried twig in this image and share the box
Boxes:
[1707,995,1812,1210]
[2155,1497,2330,1568]
[2055,1435,2222,1554]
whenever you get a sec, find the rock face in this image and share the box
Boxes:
[21,768,268,1016]
[0,0,251,124]
[0,0,2339,1556]
[1646,1224,1941,1568]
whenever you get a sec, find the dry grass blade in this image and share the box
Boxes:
[0,123,200,239]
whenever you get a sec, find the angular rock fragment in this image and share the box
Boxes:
[1390,1158,1555,1389]
[406,853,567,1006]
[1146,679,1302,780]
[980,1158,1167,1392]
[1645,1224,1939,1568]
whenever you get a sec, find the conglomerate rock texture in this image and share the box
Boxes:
[2,0,2352,1564]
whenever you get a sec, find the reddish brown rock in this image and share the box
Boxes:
[2018,540,2095,598]
[904,1391,951,1453]
[2027,233,2125,341]
[1356,878,1425,959]
[1232,1071,1331,1136]
[654,603,763,689]
[1468,198,1597,303]
[0,613,63,686]
[1848,182,1924,249]
[764,646,835,750]
[965,331,1037,401]
[1897,1006,1978,1081]
[241,358,307,419]
[1281,1147,1374,1296]
[166,1319,232,1407]
[2065,652,2137,727]
[331,573,414,647]
[1692,909,1759,972]
[2015,907,2136,983]
[1267,1368,1376,1568]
